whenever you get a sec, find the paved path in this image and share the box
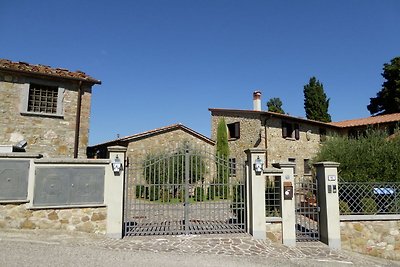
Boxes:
[0,229,399,267]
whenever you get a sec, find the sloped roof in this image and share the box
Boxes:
[209,108,338,128]
[91,123,215,147]
[330,113,400,128]
[209,108,400,129]
[0,59,101,84]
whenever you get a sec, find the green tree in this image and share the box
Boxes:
[267,97,285,114]
[143,144,206,200]
[303,77,332,122]
[313,129,400,182]
[367,57,400,115]
[215,118,230,198]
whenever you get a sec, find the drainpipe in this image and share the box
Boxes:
[74,81,83,158]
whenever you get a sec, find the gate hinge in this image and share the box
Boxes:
[317,206,321,212]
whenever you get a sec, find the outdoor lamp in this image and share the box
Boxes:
[254,156,264,175]
[111,155,123,174]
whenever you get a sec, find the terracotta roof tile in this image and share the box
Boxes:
[330,113,400,127]
[0,59,101,84]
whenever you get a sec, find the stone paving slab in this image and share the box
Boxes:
[0,229,399,267]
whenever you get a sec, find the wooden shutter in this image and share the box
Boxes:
[294,124,300,140]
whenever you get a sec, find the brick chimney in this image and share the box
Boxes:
[253,91,261,111]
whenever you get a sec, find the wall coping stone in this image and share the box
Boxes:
[0,153,43,159]
[266,217,282,223]
[341,215,400,221]
[0,200,30,204]
[263,168,283,175]
[29,204,107,210]
[34,158,110,164]
[314,161,340,168]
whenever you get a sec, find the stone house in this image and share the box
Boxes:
[88,123,215,161]
[0,59,101,158]
[210,91,400,179]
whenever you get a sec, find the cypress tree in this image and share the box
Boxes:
[303,77,332,122]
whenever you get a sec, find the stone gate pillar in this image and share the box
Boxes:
[314,161,341,249]
[245,148,266,240]
[273,162,296,247]
[106,145,127,239]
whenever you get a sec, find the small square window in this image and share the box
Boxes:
[288,158,296,174]
[282,121,299,140]
[227,122,240,139]
[28,83,59,114]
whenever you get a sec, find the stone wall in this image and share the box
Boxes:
[265,222,282,243]
[341,220,400,260]
[210,110,262,164]
[0,203,106,234]
[0,73,92,158]
[265,117,324,176]
[126,128,214,162]
[210,111,334,178]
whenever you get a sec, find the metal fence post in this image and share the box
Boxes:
[105,145,127,239]
[273,162,296,247]
[314,161,341,249]
[245,148,266,240]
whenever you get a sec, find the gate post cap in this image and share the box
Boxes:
[107,146,127,152]
[313,161,340,168]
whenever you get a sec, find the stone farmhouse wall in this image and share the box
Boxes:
[0,73,92,158]
[211,111,333,178]
[124,128,215,162]
[341,220,400,260]
[0,204,106,234]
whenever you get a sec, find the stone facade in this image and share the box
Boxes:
[0,203,106,234]
[89,124,215,161]
[265,222,282,243]
[125,128,214,162]
[210,109,336,178]
[0,62,100,158]
[341,220,400,261]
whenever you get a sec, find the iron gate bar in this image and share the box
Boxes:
[123,145,246,237]
[295,178,320,242]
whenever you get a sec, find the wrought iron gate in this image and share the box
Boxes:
[123,145,246,236]
[295,177,320,241]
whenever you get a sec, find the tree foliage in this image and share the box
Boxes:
[267,97,285,114]
[367,57,400,115]
[216,118,230,198]
[216,118,229,159]
[143,144,206,199]
[303,77,332,122]
[313,129,400,182]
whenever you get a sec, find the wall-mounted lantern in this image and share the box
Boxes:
[254,156,264,175]
[111,155,123,175]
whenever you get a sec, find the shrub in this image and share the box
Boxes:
[361,197,378,214]
[231,185,245,225]
[149,185,160,201]
[207,185,216,200]
[339,200,351,215]
[135,185,145,198]
[160,188,170,203]
[194,187,205,202]
[313,128,400,182]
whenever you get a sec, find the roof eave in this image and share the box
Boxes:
[0,67,102,85]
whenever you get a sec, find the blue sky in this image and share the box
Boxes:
[1,1,399,145]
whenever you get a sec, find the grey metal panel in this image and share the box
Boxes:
[34,167,105,206]
[70,168,105,204]
[0,160,29,200]
[34,168,69,206]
